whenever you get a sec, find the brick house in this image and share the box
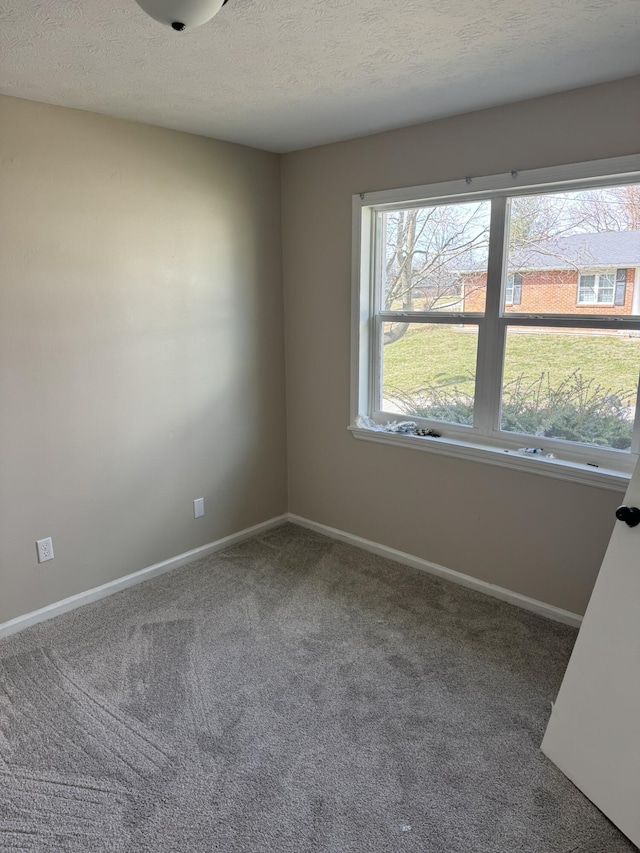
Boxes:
[462,231,640,314]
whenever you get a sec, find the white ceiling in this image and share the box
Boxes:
[1,0,639,153]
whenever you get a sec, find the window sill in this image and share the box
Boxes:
[349,426,630,491]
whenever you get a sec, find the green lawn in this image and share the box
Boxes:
[383,325,640,406]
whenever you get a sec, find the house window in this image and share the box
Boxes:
[352,157,640,483]
[505,273,522,306]
[577,272,616,305]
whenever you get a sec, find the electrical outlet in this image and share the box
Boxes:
[194,498,205,519]
[36,537,54,563]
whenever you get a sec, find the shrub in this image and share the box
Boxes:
[389,369,634,449]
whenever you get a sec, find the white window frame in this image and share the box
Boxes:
[577,270,616,305]
[351,155,640,491]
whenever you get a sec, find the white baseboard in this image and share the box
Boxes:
[0,515,289,641]
[0,510,582,640]
[287,514,583,628]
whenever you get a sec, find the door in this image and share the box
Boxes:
[542,465,640,847]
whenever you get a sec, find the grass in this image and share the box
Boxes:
[382,325,640,407]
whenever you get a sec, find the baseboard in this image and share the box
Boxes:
[0,514,289,641]
[287,513,583,628]
[1,511,582,640]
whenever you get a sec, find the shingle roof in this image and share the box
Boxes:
[508,230,640,271]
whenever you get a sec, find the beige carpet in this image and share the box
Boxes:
[0,523,634,852]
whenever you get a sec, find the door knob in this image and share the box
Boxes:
[615,505,640,527]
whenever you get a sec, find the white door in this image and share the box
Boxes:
[542,465,640,847]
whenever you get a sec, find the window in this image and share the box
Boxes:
[577,272,616,305]
[505,273,522,306]
[352,156,640,484]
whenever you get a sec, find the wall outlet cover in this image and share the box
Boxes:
[36,537,54,563]
[194,498,205,519]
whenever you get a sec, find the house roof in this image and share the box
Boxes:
[391,230,640,281]
[508,230,640,271]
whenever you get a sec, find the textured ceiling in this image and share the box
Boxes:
[1,0,639,152]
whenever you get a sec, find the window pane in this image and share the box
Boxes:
[578,274,596,304]
[500,327,640,450]
[597,272,615,303]
[380,322,478,425]
[505,274,514,304]
[381,201,491,313]
[504,183,640,316]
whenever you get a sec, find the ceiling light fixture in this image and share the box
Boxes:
[133,0,229,31]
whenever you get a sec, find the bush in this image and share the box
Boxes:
[390,369,634,449]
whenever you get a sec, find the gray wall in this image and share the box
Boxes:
[0,96,287,624]
[281,76,640,616]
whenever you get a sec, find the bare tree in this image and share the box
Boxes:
[508,183,640,275]
[383,202,490,344]
[572,184,640,232]
[383,184,640,345]
[509,184,640,246]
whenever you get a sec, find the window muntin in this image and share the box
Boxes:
[357,170,640,473]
